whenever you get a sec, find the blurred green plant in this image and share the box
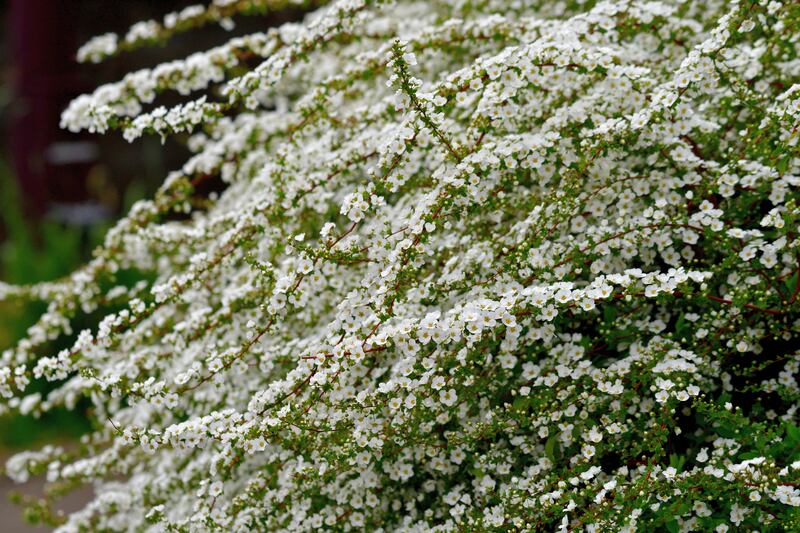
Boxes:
[0,161,143,449]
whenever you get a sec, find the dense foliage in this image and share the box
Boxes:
[2,0,800,530]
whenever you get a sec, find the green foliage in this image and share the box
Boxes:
[0,165,93,447]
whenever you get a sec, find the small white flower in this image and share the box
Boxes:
[404,394,417,409]
[440,389,458,407]
[582,445,595,460]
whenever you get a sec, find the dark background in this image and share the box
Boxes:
[1,0,292,223]
[5,0,197,221]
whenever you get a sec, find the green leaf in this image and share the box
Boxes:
[545,436,561,461]
[717,423,737,439]
[669,453,686,472]
[512,396,529,411]
[777,155,790,174]
[666,520,679,533]
[786,423,800,444]
[785,271,798,295]
[603,305,616,324]
[738,451,761,460]
[675,313,686,335]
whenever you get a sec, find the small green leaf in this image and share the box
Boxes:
[738,451,761,460]
[777,155,790,174]
[545,436,561,461]
[675,313,686,334]
[785,271,798,295]
[604,305,616,324]
[512,396,529,411]
[786,423,800,444]
[669,453,685,472]
[717,423,737,439]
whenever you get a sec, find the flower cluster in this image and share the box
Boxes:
[75,0,314,63]
[3,0,800,531]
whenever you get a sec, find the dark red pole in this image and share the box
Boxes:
[7,0,90,220]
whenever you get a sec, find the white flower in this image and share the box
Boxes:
[404,394,417,409]
[730,504,748,526]
[440,389,458,407]
[736,341,749,352]
[582,445,596,460]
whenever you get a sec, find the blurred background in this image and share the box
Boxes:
[0,1,301,529]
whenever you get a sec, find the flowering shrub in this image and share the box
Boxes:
[2,0,800,530]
